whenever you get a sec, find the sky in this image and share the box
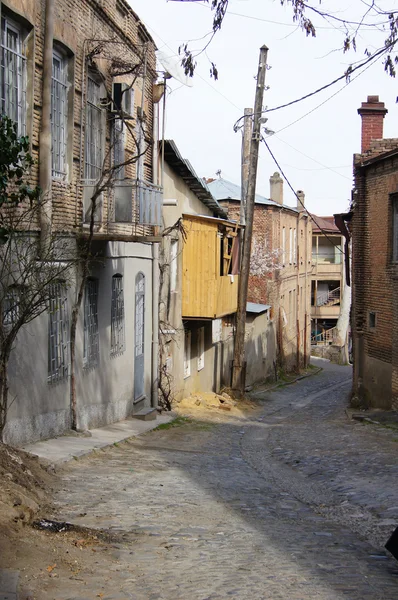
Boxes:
[130,0,398,215]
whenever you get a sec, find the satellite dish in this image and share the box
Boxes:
[156,50,194,88]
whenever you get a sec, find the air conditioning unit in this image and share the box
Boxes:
[111,82,134,117]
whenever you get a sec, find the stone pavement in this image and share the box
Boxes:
[0,570,18,600]
[22,413,173,463]
[19,360,398,599]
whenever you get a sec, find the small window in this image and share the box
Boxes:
[0,15,27,135]
[170,240,178,292]
[48,282,69,383]
[369,311,376,329]
[184,329,191,378]
[51,50,68,178]
[197,327,204,371]
[111,274,125,355]
[83,278,99,367]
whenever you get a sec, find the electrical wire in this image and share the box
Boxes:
[262,138,345,255]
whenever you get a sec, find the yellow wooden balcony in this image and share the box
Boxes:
[182,214,240,319]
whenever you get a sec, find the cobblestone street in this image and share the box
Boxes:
[26,360,398,599]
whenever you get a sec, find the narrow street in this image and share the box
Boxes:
[29,361,398,599]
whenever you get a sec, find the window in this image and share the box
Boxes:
[84,75,103,181]
[0,15,26,135]
[369,311,376,329]
[136,118,145,180]
[393,195,398,262]
[111,274,125,355]
[183,329,191,378]
[51,50,68,178]
[197,327,204,371]
[170,239,178,292]
[113,118,125,180]
[48,282,69,382]
[135,272,145,358]
[289,228,293,263]
[282,227,286,265]
[83,278,99,367]
[293,228,297,264]
[3,286,21,328]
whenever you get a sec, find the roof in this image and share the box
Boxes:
[163,141,227,219]
[246,302,271,314]
[182,213,239,228]
[312,215,340,234]
[208,177,298,212]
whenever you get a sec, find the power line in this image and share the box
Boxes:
[262,138,345,254]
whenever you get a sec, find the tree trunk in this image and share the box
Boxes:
[0,356,9,441]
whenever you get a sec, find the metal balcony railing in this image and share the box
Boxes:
[316,286,340,307]
[311,327,337,345]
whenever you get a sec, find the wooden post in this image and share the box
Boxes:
[240,108,252,227]
[232,45,268,393]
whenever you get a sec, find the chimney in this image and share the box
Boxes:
[357,95,388,153]
[296,190,305,212]
[270,172,283,205]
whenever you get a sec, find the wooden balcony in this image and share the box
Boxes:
[182,214,240,319]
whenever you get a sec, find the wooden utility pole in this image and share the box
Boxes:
[232,45,268,392]
[240,108,252,226]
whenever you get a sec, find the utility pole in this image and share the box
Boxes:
[240,108,252,226]
[232,45,268,393]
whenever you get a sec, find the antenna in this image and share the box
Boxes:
[156,50,194,88]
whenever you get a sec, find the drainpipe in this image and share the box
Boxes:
[39,0,54,255]
[151,242,159,409]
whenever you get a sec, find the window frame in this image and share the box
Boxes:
[111,274,125,355]
[113,117,125,180]
[282,227,286,266]
[84,74,104,182]
[83,277,99,368]
[0,14,27,136]
[51,48,68,179]
[48,281,69,383]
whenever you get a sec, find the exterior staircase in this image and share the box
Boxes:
[316,287,340,307]
[311,326,337,345]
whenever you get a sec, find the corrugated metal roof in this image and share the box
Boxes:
[208,178,298,212]
[246,302,271,314]
[163,141,227,219]
[312,215,340,233]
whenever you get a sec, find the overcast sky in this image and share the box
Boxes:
[131,0,397,216]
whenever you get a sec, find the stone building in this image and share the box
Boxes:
[208,174,312,371]
[1,0,164,444]
[351,95,398,410]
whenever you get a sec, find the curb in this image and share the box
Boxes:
[249,366,323,396]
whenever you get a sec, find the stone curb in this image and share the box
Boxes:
[249,366,323,397]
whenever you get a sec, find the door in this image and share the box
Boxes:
[134,272,145,401]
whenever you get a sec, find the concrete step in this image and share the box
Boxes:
[132,408,157,421]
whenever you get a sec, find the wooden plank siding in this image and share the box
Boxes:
[182,215,239,319]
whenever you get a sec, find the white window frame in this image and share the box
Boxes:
[84,75,104,181]
[197,327,204,371]
[170,239,178,292]
[183,329,191,378]
[282,227,286,266]
[293,228,297,264]
[0,15,27,135]
[48,282,69,383]
[289,227,293,264]
[111,274,125,355]
[51,49,68,179]
[83,278,99,367]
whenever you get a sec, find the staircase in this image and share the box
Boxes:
[316,287,340,307]
[311,326,337,345]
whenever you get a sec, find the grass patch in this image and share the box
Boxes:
[153,416,192,431]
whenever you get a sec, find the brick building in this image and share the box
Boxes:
[208,175,312,371]
[351,95,398,410]
[1,0,164,444]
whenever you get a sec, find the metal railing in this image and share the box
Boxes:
[316,286,340,307]
[311,326,337,345]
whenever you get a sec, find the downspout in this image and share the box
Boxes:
[151,242,159,409]
[39,0,54,255]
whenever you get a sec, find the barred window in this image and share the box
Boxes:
[113,118,125,180]
[3,286,20,328]
[83,278,99,367]
[111,274,125,355]
[51,51,68,178]
[48,282,69,383]
[135,272,145,356]
[84,76,103,181]
[0,15,26,135]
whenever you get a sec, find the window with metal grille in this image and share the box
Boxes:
[135,272,145,356]
[51,50,68,178]
[0,15,26,135]
[48,282,69,383]
[84,76,103,181]
[111,274,125,355]
[83,278,99,367]
[3,286,21,328]
[113,118,125,179]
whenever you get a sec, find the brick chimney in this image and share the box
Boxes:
[270,172,283,205]
[296,190,305,212]
[357,95,388,153]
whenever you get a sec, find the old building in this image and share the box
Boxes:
[351,95,398,409]
[311,216,345,345]
[160,141,275,401]
[209,174,312,371]
[1,0,163,444]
